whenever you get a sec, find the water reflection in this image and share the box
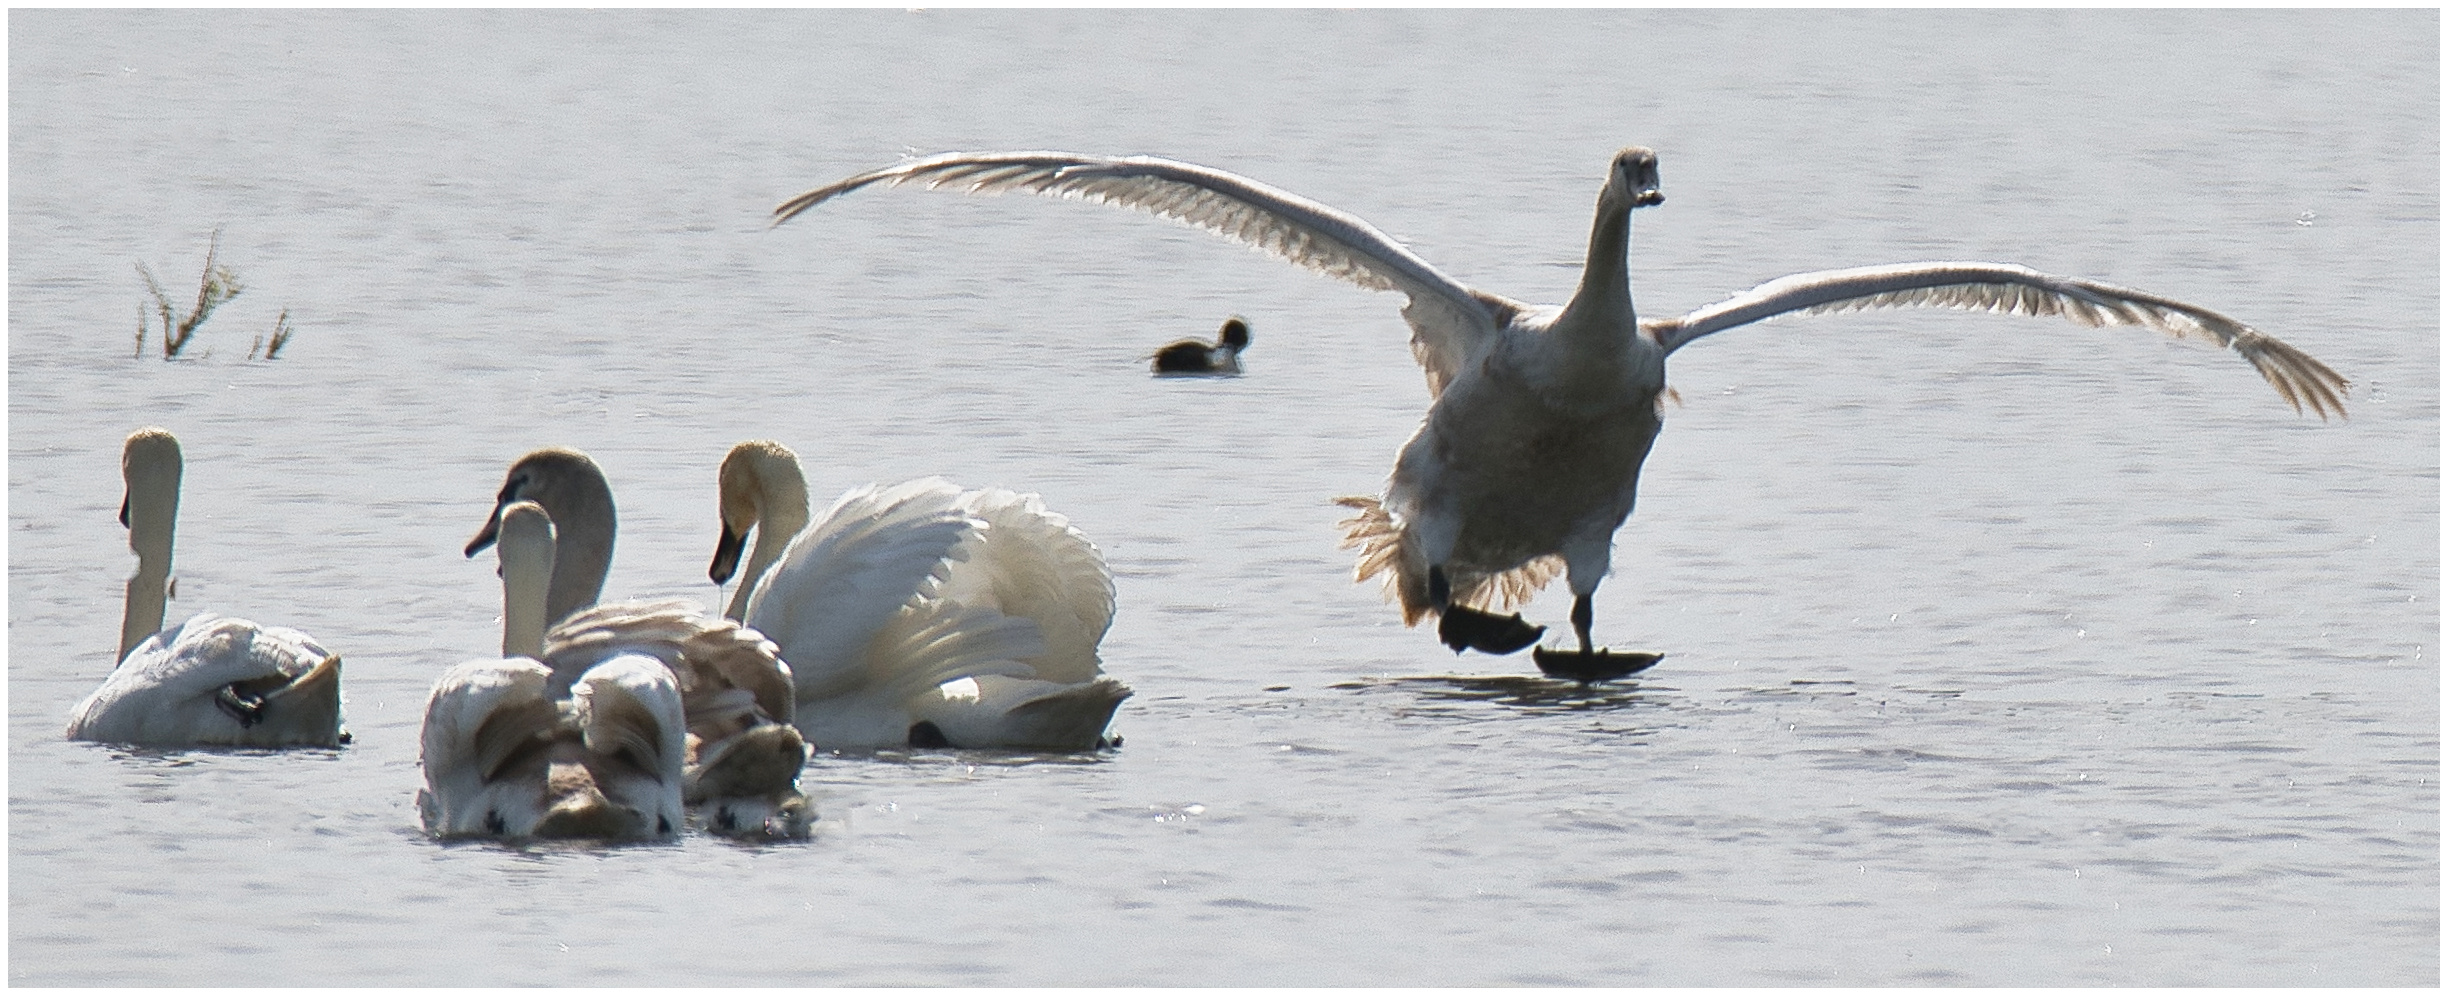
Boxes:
[1331,674,1671,713]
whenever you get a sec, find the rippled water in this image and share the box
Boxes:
[9,9,2437,986]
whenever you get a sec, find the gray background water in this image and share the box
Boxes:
[8,9,2437,986]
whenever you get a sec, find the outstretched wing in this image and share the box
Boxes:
[1646,262,2347,418]
[774,151,1525,396]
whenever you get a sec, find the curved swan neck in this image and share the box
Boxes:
[118,428,182,662]
[718,441,811,620]
[497,501,556,659]
[497,448,615,626]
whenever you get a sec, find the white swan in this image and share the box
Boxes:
[64,428,347,747]
[1151,316,1250,375]
[710,439,1129,751]
[773,149,2350,680]
[457,452,811,837]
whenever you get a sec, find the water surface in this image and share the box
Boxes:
[9,9,2437,986]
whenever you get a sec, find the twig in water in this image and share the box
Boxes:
[137,228,243,359]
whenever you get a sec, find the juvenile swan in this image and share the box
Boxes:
[710,439,1128,751]
[774,149,2348,680]
[65,428,346,746]
[421,500,688,840]
[1151,316,1251,375]
[458,453,810,837]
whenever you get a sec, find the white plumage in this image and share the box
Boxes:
[712,440,1128,750]
[65,428,347,747]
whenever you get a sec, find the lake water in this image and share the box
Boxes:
[8,9,2438,986]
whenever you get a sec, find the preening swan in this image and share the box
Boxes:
[774,149,2349,680]
[1152,316,1251,375]
[710,439,1129,751]
[65,428,347,747]
[454,455,810,837]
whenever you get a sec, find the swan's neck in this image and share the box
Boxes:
[542,486,614,627]
[498,502,556,659]
[720,446,812,621]
[1553,198,1636,336]
[725,495,809,621]
[118,433,181,663]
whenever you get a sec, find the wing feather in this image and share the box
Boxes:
[775,150,1517,394]
[1647,262,2346,418]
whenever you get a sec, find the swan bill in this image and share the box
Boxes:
[1530,648,1664,684]
[708,524,747,585]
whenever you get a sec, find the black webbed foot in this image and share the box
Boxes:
[1530,648,1665,684]
[1437,606,1546,655]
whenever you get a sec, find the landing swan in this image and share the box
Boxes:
[1152,316,1250,375]
[773,149,2349,679]
[64,428,346,746]
[459,451,810,837]
[710,439,1128,751]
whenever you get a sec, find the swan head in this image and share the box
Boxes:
[465,447,613,559]
[118,427,182,536]
[1605,147,1664,209]
[710,440,810,586]
[1217,316,1252,352]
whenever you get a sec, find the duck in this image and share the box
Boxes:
[709,439,1129,751]
[64,428,347,747]
[771,149,2349,681]
[456,452,810,837]
[1151,316,1250,375]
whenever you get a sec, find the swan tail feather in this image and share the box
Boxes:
[914,674,1132,751]
[1334,497,1565,624]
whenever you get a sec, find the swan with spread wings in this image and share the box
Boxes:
[772,148,2347,681]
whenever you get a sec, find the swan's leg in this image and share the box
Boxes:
[1570,594,1595,655]
[1530,542,1663,682]
[1430,565,1545,655]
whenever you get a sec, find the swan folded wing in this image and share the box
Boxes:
[942,487,1117,685]
[417,658,557,834]
[774,151,1517,393]
[1647,262,2346,418]
[743,479,982,697]
[573,656,688,779]
[861,598,1045,706]
[541,599,795,731]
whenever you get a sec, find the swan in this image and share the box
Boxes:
[1151,316,1251,375]
[416,653,689,841]
[64,427,347,746]
[459,452,811,837]
[420,499,687,839]
[772,149,2350,680]
[709,439,1129,751]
